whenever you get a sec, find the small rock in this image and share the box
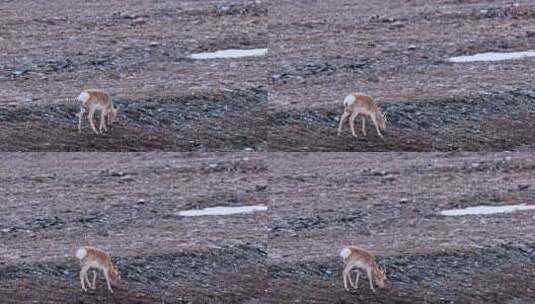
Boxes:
[408,44,417,50]
[132,17,145,26]
[372,170,388,177]
[120,175,135,182]
[110,171,126,177]
[380,16,395,23]
[271,74,281,80]
[399,198,410,204]
[391,21,405,28]
[149,41,159,47]
[518,184,530,191]
[12,70,27,76]
[382,174,396,181]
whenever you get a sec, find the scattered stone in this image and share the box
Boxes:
[110,171,127,177]
[372,170,388,177]
[12,69,28,76]
[132,17,145,26]
[380,16,395,23]
[399,198,410,204]
[120,175,135,182]
[391,21,405,28]
[517,184,530,191]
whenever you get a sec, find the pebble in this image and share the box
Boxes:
[132,17,145,26]
[12,70,27,76]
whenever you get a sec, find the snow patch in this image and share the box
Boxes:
[178,205,268,217]
[191,48,268,59]
[449,51,535,63]
[441,204,535,216]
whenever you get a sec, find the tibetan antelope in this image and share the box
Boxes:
[76,246,120,293]
[76,89,119,135]
[337,93,388,140]
[340,246,386,292]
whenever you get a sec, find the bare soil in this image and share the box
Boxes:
[266,153,535,303]
[1,153,534,303]
[2,0,535,303]
[0,153,268,303]
[268,0,535,151]
[0,0,267,151]
[0,88,267,151]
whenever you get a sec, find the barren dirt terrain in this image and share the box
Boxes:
[266,153,535,303]
[0,0,267,151]
[0,153,268,303]
[2,0,535,303]
[269,0,535,151]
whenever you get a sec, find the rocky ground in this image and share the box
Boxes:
[268,0,535,151]
[1,153,534,303]
[0,88,267,151]
[0,153,268,303]
[2,0,535,303]
[0,0,267,151]
[266,152,535,303]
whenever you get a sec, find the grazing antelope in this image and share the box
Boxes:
[76,89,119,135]
[76,246,120,293]
[337,93,387,140]
[340,246,386,292]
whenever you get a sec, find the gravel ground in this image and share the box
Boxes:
[0,88,267,151]
[1,0,534,303]
[0,0,267,151]
[266,152,535,303]
[268,0,535,151]
[0,153,268,303]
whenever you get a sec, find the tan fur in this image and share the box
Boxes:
[341,246,386,293]
[337,92,387,140]
[76,246,120,293]
[76,89,119,135]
